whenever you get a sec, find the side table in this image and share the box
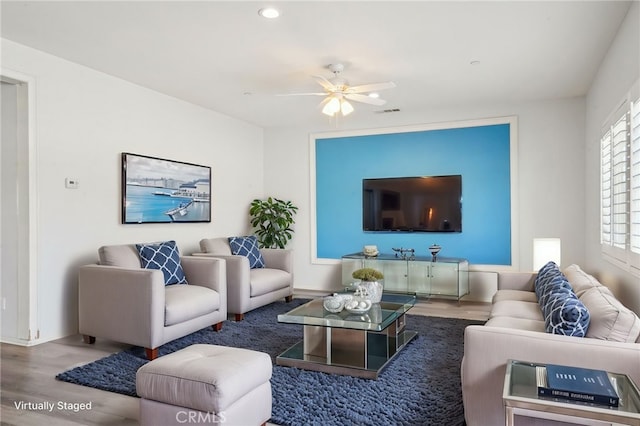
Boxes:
[503,360,640,426]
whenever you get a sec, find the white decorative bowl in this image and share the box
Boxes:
[344,298,372,314]
[323,294,346,313]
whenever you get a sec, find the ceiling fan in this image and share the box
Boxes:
[279,63,396,117]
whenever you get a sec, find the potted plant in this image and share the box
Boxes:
[352,268,384,303]
[249,197,298,249]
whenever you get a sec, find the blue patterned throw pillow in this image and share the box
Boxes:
[543,287,590,337]
[534,261,563,300]
[136,240,188,285]
[228,236,265,269]
[537,273,573,309]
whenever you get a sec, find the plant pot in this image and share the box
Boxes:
[359,280,383,303]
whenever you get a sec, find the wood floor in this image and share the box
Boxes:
[0,298,490,426]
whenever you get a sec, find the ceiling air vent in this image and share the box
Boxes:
[376,108,401,114]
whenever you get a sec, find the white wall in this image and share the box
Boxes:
[1,40,265,342]
[585,2,640,314]
[264,97,586,296]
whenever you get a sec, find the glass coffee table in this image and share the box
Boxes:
[504,360,640,426]
[276,293,417,379]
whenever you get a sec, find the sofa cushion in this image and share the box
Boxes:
[229,236,265,269]
[98,244,141,268]
[579,286,640,342]
[165,285,220,326]
[492,289,538,304]
[249,268,291,297]
[136,240,188,285]
[490,300,543,321]
[563,264,603,297]
[484,316,546,332]
[542,287,590,337]
[200,237,232,256]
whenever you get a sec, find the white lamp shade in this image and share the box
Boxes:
[322,97,341,116]
[533,238,561,271]
[340,99,354,116]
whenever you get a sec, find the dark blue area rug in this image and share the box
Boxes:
[57,299,482,426]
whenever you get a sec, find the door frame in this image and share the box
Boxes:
[1,68,38,345]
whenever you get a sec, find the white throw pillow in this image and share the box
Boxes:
[563,264,603,297]
[579,286,640,343]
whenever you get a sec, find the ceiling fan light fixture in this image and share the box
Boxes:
[322,96,341,116]
[368,92,380,98]
[341,99,354,116]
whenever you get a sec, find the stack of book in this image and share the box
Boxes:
[536,364,620,408]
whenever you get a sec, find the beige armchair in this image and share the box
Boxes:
[78,243,227,360]
[195,237,293,321]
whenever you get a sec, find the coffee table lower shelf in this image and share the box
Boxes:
[276,328,418,379]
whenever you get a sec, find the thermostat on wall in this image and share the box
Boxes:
[65,178,79,189]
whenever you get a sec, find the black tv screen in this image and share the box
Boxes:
[363,175,462,232]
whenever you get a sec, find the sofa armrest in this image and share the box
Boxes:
[497,272,536,291]
[78,264,165,349]
[461,325,640,426]
[181,256,226,293]
[261,248,293,273]
[192,253,250,313]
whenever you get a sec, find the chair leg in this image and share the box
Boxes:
[82,335,96,344]
[212,322,223,331]
[234,313,244,322]
[145,348,158,360]
[285,295,293,302]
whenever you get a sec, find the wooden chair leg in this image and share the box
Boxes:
[212,322,223,331]
[234,313,244,321]
[285,295,293,302]
[82,335,96,344]
[145,348,158,360]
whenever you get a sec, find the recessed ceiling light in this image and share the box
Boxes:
[258,7,280,19]
[368,92,380,99]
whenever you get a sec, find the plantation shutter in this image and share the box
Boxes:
[630,97,640,257]
[611,113,629,250]
[601,80,640,275]
[601,129,612,247]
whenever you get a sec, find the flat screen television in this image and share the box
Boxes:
[363,175,462,232]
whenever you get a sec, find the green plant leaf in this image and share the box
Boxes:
[248,197,298,248]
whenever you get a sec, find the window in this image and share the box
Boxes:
[600,80,640,275]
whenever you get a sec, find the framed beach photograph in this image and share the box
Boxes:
[121,152,211,224]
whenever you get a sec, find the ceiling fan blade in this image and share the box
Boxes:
[346,81,396,94]
[344,93,387,106]
[277,92,327,96]
[313,75,337,91]
[318,96,332,107]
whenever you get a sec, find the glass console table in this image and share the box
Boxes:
[503,360,640,426]
[342,252,469,300]
[276,293,417,379]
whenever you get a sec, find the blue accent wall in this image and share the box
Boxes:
[315,123,511,264]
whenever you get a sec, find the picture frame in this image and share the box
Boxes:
[121,152,211,224]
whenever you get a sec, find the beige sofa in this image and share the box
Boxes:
[195,237,293,321]
[461,264,640,426]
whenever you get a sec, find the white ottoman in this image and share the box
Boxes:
[136,344,272,426]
